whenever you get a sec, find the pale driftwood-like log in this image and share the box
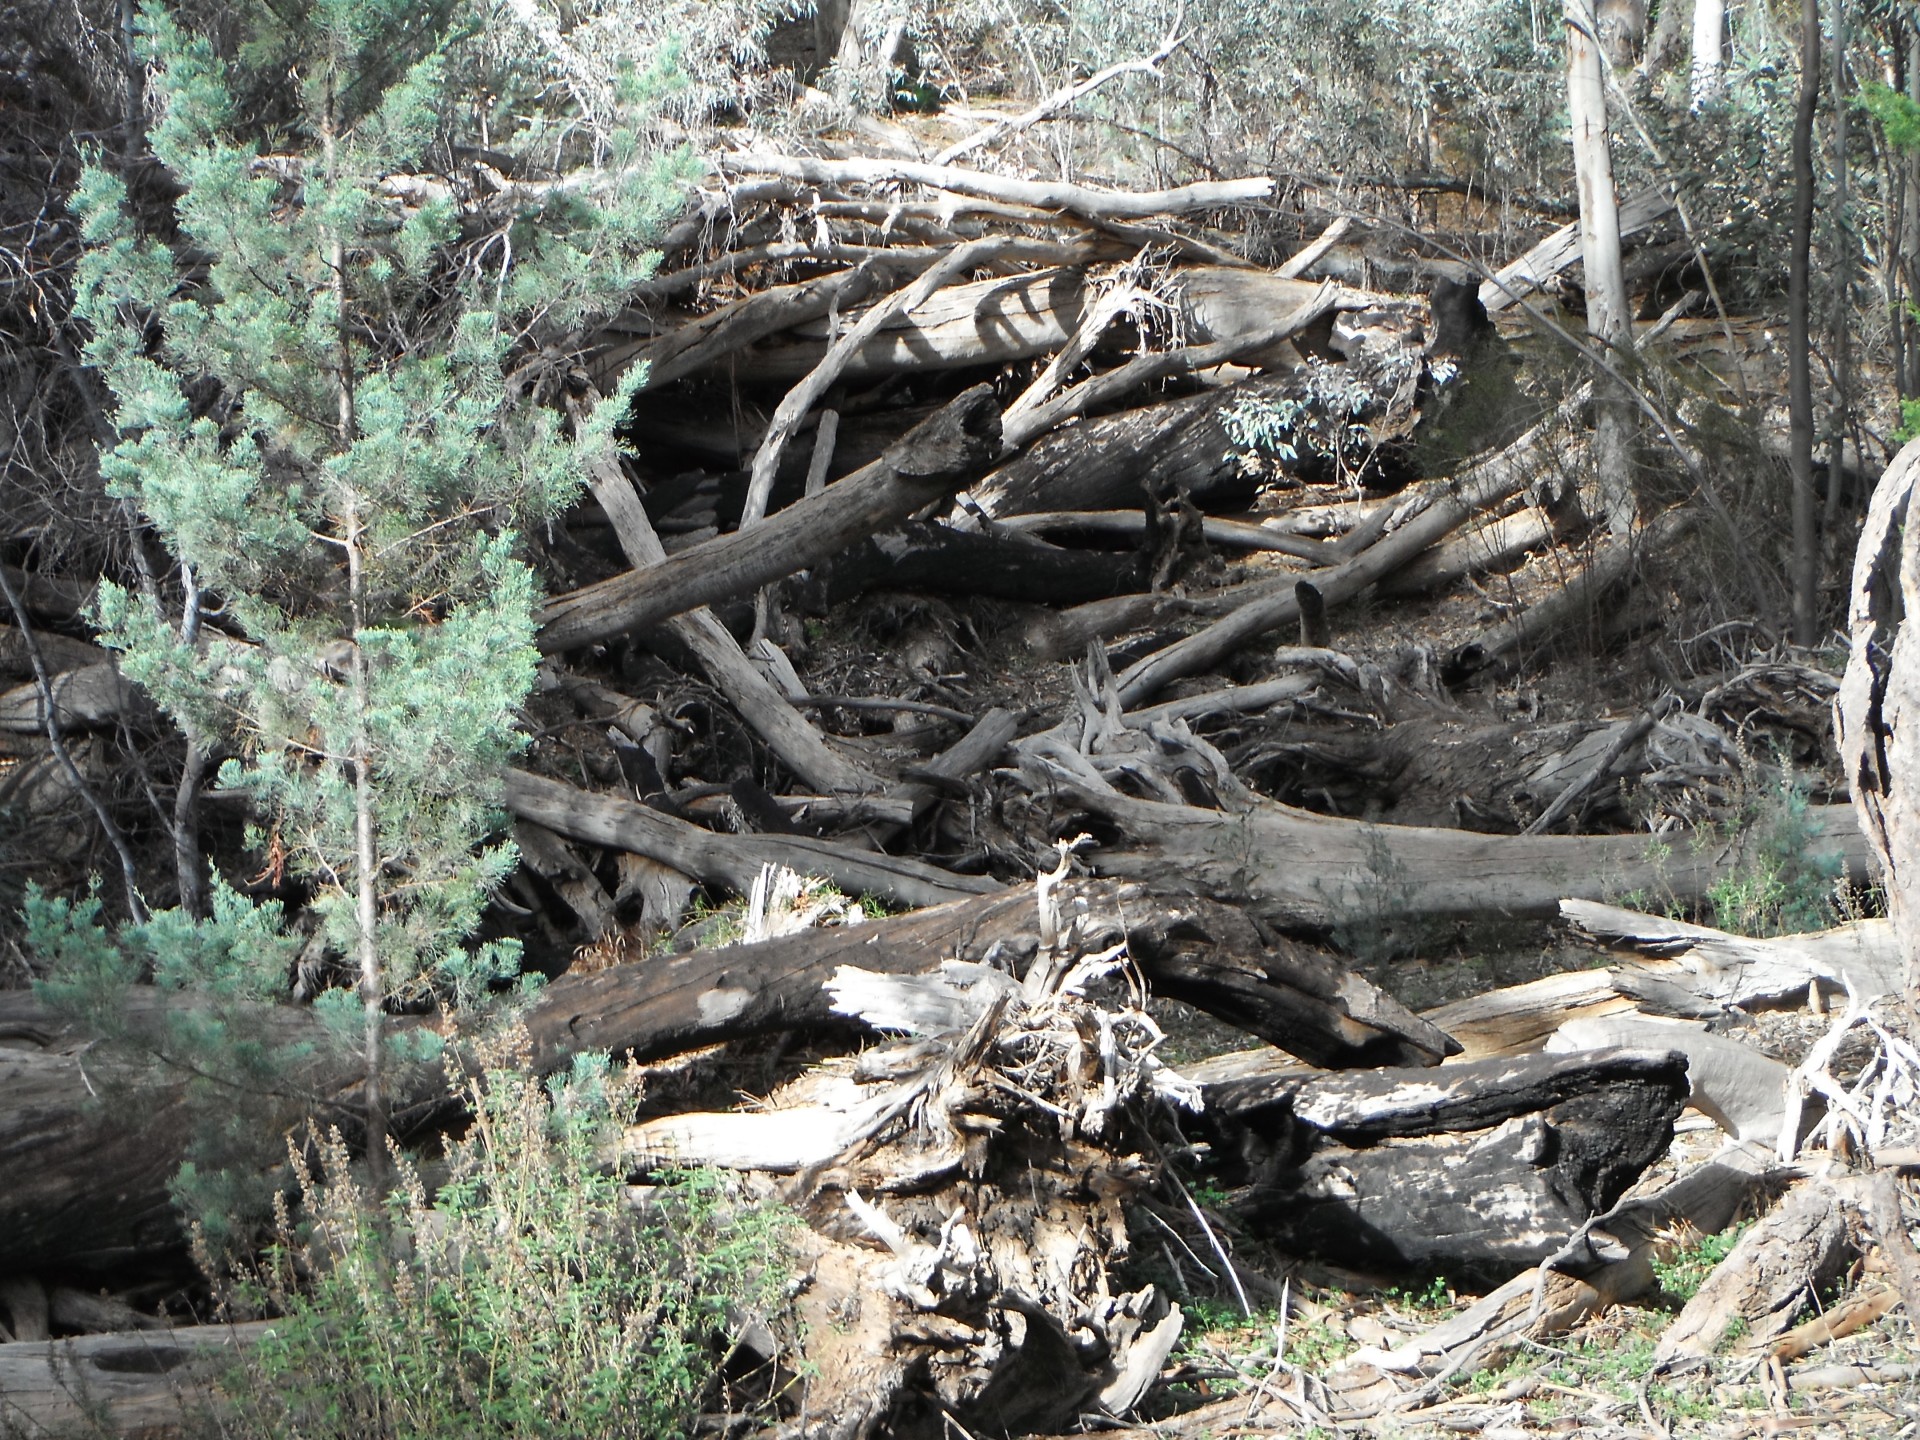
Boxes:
[0,663,135,733]
[503,770,993,909]
[1000,279,1342,448]
[1653,1180,1856,1365]
[1221,1048,1689,1280]
[0,1321,269,1437]
[0,876,1445,1273]
[721,152,1275,221]
[1548,1014,1793,1143]
[741,237,1036,528]
[1561,899,1903,1007]
[593,259,903,393]
[1479,184,1675,312]
[1422,902,1901,1062]
[1020,732,1875,928]
[729,264,1333,389]
[539,385,1001,654]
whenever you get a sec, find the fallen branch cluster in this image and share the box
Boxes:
[1,154,1902,1438]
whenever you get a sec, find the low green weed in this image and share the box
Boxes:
[214,1029,794,1440]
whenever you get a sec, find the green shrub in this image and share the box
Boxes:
[216,1032,793,1440]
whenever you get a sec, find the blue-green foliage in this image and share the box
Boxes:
[70,0,685,1011]
[55,0,691,1237]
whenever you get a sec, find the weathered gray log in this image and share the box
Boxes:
[0,624,107,680]
[0,663,135,733]
[805,520,1147,609]
[1479,184,1676,312]
[503,770,992,909]
[1653,1180,1856,1365]
[1020,735,1874,929]
[0,877,1441,1273]
[1220,1047,1688,1281]
[574,389,881,794]
[721,152,1275,220]
[1562,899,1903,1006]
[999,277,1343,447]
[539,385,1001,653]
[0,1321,270,1437]
[1111,418,1544,704]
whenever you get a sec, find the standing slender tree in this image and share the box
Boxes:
[1789,0,1821,645]
[1566,0,1639,537]
[70,0,686,1173]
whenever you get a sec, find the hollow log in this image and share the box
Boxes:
[0,1320,270,1437]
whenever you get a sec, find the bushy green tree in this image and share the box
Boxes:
[64,0,690,1172]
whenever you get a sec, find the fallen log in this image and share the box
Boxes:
[539,385,1001,653]
[0,1320,270,1437]
[502,769,993,909]
[804,520,1147,609]
[0,876,1442,1274]
[1113,427,1539,704]
[1479,184,1676,313]
[0,663,136,733]
[1019,732,1873,928]
[573,391,882,794]
[719,152,1276,221]
[1324,1138,1795,1406]
[1653,1180,1857,1366]
[1222,1047,1689,1282]
[0,624,107,681]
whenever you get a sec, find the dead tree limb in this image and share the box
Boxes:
[503,770,992,909]
[539,386,1001,653]
[570,391,879,794]
[719,153,1275,220]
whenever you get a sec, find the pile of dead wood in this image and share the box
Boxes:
[4,154,1908,1436]
[9,876,1917,1436]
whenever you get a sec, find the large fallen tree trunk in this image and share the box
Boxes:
[1021,732,1873,928]
[0,878,1444,1275]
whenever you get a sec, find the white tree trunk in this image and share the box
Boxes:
[1691,0,1726,109]
[1566,0,1639,535]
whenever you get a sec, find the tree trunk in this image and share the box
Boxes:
[1690,0,1726,109]
[1787,0,1824,651]
[1566,0,1639,536]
